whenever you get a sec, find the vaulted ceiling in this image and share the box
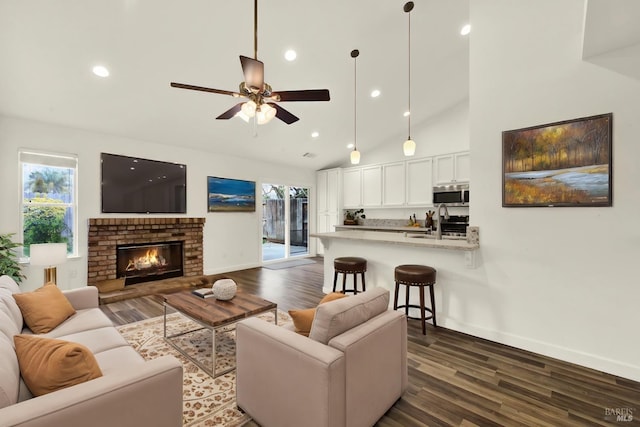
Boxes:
[1,0,470,170]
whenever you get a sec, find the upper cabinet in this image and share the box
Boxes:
[406,158,433,205]
[382,162,405,206]
[315,168,340,254]
[342,168,362,208]
[333,150,469,209]
[434,151,470,185]
[316,168,340,213]
[316,170,328,212]
[362,166,382,207]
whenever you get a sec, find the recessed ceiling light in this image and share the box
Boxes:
[92,65,109,77]
[311,131,319,138]
[460,24,471,36]
[371,89,381,98]
[284,49,297,61]
[403,111,410,117]
[347,143,354,149]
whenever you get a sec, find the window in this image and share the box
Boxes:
[20,151,78,257]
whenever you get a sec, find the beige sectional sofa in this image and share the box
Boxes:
[0,275,183,427]
[236,287,408,427]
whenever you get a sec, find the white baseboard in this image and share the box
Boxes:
[443,318,640,383]
[204,262,261,276]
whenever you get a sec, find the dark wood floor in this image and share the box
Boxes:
[101,257,640,427]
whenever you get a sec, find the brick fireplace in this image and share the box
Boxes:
[87,217,205,287]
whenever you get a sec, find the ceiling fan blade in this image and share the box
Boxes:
[269,103,299,125]
[273,89,330,102]
[216,103,244,120]
[171,82,242,97]
[240,55,264,91]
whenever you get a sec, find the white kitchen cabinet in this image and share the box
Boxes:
[455,152,470,182]
[406,158,433,205]
[434,151,470,184]
[316,168,340,212]
[361,165,382,207]
[382,162,405,206]
[316,170,328,212]
[342,167,362,208]
[326,168,339,212]
[315,168,341,254]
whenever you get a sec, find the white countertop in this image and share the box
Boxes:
[335,225,430,232]
[311,230,479,251]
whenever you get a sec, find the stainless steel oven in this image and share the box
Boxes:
[432,184,469,206]
[439,215,469,236]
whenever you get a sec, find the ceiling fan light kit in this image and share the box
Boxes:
[403,1,416,157]
[170,0,329,126]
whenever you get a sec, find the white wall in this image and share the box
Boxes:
[469,0,640,380]
[341,101,469,167]
[0,116,315,291]
[338,101,471,221]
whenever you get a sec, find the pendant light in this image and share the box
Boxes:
[350,49,361,164]
[403,1,416,157]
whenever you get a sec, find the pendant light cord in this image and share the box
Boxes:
[354,53,357,151]
[407,7,411,140]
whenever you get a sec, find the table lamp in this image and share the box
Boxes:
[29,243,68,285]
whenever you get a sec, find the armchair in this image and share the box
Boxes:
[236,287,407,427]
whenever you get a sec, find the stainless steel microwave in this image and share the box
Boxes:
[432,184,469,206]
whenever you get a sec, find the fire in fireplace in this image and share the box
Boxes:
[116,241,183,285]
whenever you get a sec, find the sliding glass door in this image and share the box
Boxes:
[262,184,309,262]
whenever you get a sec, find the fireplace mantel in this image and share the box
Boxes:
[87,217,205,287]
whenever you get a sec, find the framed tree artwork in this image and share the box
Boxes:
[502,113,612,207]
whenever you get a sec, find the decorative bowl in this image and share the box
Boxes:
[211,278,237,300]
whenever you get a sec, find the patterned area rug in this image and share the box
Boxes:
[116,310,292,426]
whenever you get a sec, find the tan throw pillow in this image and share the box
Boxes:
[319,292,348,305]
[288,308,315,337]
[288,293,349,336]
[14,335,102,396]
[13,283,76,334]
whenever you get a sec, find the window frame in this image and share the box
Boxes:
[19,149,79,258]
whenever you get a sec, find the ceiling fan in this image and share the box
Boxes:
[170,0,330,125]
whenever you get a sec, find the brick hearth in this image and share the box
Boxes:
[87,217,205,287]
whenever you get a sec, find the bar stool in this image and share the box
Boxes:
[393,264,437,335]
[333,257,367,294]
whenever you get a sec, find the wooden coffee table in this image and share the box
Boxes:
[163,289,277,377]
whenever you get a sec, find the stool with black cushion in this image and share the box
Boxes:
[333,257,367,294]
[393,264,437,335]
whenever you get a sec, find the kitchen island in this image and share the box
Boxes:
[311,230,480,327]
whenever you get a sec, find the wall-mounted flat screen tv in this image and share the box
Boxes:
[101,153,187,213]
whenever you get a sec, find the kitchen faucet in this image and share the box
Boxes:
[436,203,449,240]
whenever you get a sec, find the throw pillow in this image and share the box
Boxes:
[14,335,102,396]
[288,292,348,336]
[13,283,76,334]
[319,292,348,305]
[288,308,316,337]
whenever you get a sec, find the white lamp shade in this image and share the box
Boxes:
[29,243,67,266]
[256,103,276,125]
[403,139,416,156]
[235,110,251,122]
[350,149,361,164]
[240,100,257,118]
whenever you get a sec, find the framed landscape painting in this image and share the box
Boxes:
[207,176,256,212]
[502,113,612,207]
